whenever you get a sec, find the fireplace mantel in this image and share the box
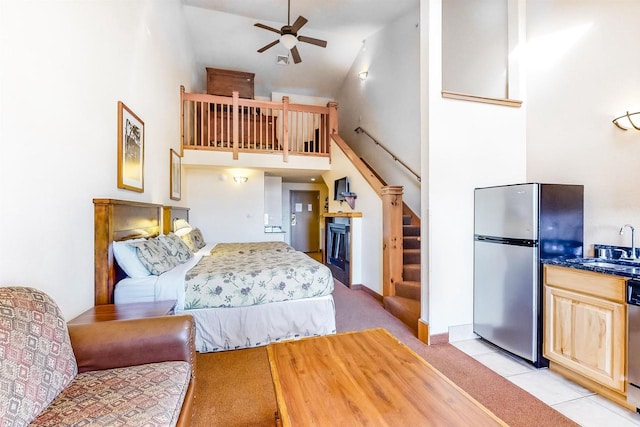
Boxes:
[323,212,362,218]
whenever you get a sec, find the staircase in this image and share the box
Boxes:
[383,214,421,335]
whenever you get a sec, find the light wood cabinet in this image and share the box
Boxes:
[544,265,627,393]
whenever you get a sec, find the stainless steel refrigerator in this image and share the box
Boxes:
[473,183,583,367]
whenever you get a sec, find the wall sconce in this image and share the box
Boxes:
[613,111,640,131]
[358,71,368,81]
[233,175,248,183]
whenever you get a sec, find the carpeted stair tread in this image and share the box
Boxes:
[402,215,413,226]
[395,281,420,300]
[403,225,420,236]
[403,264,421,281]
[383,296,420,334]
[403,249,421,264]
[403,236,420,249]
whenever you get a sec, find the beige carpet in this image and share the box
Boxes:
[193,348,276,427]
[192,282,578,426]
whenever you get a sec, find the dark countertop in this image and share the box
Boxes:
[543,257,640,279]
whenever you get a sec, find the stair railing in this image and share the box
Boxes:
[354,127,421,182]
[331,133,404,296]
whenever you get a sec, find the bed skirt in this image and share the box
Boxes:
[184,294,336,352]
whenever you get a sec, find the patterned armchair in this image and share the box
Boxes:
[0,287,195,427]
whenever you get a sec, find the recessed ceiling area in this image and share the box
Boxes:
[181,0,418,98]
[264,168,325,184]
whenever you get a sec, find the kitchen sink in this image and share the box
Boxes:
[580,261,624,268]
[577,259,640,274]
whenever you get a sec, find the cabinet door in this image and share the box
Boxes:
[545,285,626,392]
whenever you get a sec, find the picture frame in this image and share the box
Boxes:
[117,101,144,192]
[170,148,181,201]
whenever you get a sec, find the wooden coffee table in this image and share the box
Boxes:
[267,328,506,426]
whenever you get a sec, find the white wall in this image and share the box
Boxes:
[322,141,382,292]
[335,7,422,215]
[264,176,283,227]
[442,0,508,98]
[526,1,640,255]
[424,0,527,335]
[0,0,195,319]
[184,166,272,243]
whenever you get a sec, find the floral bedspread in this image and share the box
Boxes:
[210,241,294,255]
[183,249,333,309]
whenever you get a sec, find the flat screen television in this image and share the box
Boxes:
[334,176,350,201]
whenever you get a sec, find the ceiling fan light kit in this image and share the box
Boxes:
[280,33,297,49]
[254,0,327,64]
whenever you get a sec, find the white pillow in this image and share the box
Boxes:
[113,239,151,278]
[173,219,192,236]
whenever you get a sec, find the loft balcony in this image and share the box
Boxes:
[180,86,337,169]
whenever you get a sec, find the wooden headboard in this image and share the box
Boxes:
[93,198,162,305]
[162,205,190,234]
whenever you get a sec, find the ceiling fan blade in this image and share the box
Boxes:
[258,40,280,53]
[291,16,308,33]
[290,46,302,64]
[298,35,327,48]
[254,23,282,35]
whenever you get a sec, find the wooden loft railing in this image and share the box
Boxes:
[180,86,337,162]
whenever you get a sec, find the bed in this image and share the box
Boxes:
[93,199,336,352]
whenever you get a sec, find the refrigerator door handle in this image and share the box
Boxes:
[474,235,538,247]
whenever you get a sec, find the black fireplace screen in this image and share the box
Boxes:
[327,223,349,271]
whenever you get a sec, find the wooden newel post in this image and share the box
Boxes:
[179,85,185,156]
[382,185,404,297]
[327,101,338,135]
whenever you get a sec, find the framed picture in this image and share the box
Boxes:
[117,101,144,192]
[170,148,181,201]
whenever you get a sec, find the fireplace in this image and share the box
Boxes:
[325,218,350,285]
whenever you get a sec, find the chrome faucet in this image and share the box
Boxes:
[619,224,636,260]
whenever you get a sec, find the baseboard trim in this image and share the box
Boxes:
[418,319,429,344]
[352,284,383,303]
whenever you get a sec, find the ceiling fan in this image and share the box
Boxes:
[254,0,327,64]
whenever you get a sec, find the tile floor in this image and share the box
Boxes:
[451,338,640,427]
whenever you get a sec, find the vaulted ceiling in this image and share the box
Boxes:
[182,0,418,99]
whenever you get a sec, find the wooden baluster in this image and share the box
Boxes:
[206,101,211,147]
[196,102,201,147]
[238,103,240,149]
[282,96,289,162]
[202,101,206,147]
[252,107,256,150]
[312,112,317,153]
[225,103,229,148]
[254,106,262,150]
[297,111,301,152]
[232,91,239,159]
